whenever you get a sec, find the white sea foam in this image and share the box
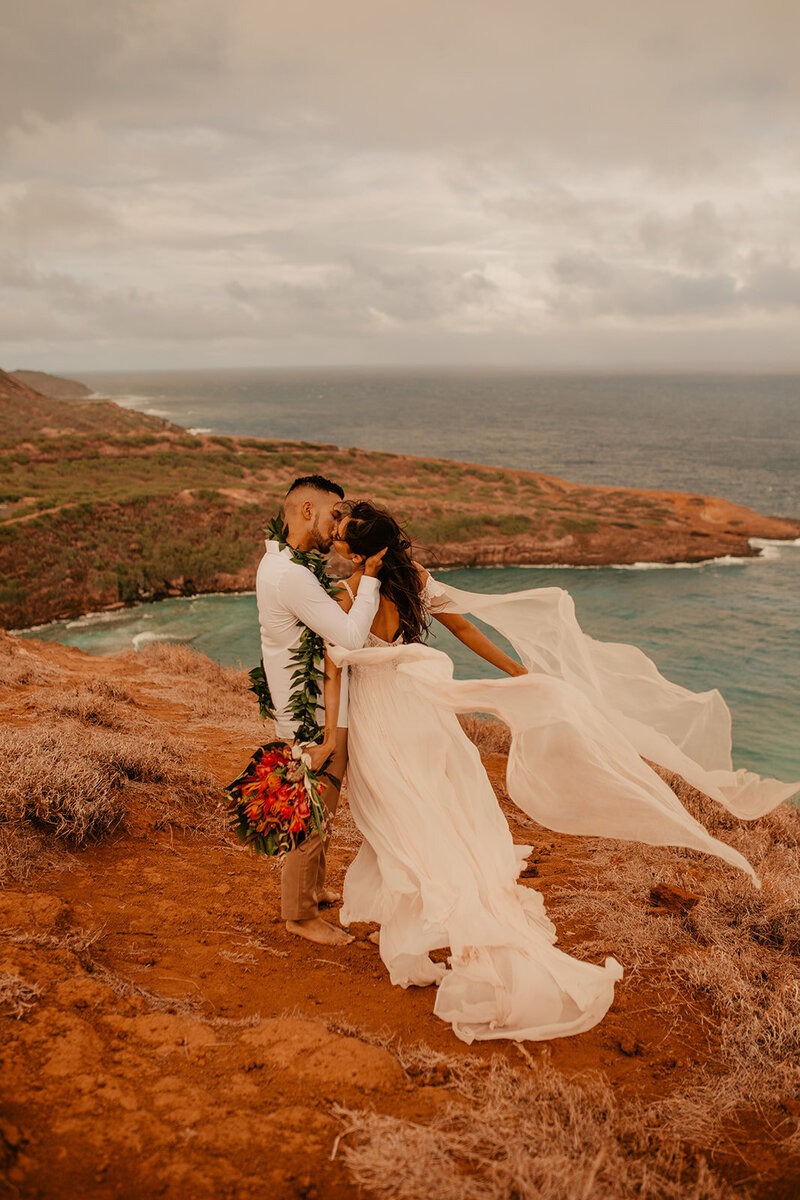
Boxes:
[132,632,197,651]
[750,536,800,549]
[611,556,754,570]
[438,536,800,576]
[65,610,134,629]
[446,554,755,573]
[188,427,214,435]
[102,393,159,408]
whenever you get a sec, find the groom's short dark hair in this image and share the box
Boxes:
[285,475,344,500]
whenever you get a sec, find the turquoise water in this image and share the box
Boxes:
[22,543,800,784]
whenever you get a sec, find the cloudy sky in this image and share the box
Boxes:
[1,0,799,371]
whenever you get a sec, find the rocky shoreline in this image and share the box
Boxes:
[11,496,798,635]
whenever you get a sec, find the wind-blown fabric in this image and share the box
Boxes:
[425,579,799,820]
[330,635,624,1044]
[328,577,797,1043]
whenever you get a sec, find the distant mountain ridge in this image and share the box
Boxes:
[12,370,93,400]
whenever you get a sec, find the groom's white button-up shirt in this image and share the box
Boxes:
[255,540,380,738]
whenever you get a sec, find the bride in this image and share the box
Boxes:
[308,500,797,1044]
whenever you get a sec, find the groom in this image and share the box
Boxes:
[256,475,385,946]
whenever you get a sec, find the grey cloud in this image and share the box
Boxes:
[0,181,120,242]
[550,252,741,318]
[549,249,800,320]
[3,1,799,171]
[639,203,731,271]
[1,1,800,367]
[743,260,800,309]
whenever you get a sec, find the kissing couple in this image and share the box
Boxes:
[255,474,798,1044]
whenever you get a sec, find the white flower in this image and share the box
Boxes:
[292,742,313,768]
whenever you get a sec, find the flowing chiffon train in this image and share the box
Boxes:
[329,578,798,1043]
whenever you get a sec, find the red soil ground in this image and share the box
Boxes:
[1,637,798,1199]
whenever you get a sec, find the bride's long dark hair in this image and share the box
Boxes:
[338,500,429,644]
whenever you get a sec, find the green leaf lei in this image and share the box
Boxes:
[249,514,340,744]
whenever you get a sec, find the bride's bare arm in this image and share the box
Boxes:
[412,561,526,678]
[434,611,527,676]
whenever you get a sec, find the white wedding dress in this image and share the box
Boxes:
[329,577,799,1044]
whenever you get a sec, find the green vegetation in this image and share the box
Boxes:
[413,511,534,544]
[0,495,265,617]
[558,516,599,535]
[1,384,744,631]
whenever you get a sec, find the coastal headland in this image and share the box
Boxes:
[1,631,798,1198]
[2,368,798,632]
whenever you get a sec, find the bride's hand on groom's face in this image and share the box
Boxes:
[362,546,388,578]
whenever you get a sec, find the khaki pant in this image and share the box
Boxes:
[281,729,348,921]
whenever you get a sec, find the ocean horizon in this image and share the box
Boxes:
[81,366,800,520]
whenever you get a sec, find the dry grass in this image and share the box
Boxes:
[458,714,511,756]
[0,971,42,1018]
[135,643,257,722]
[137,642,247,687]
[0,716,222,881]
[0,820,80,884]
[539,787,800,1166]
[0,725,128,842]
[0,643,253,882]
[30,680,139,730]
[0,631,64,688]
[338,1055,736,1200]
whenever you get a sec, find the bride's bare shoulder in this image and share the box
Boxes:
[412,560,431,587]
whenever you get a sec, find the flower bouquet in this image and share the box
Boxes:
[223,741,328,857]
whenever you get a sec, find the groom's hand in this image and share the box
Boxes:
[306,738,335,773]
[363,546,388,577]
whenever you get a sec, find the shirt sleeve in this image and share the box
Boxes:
[281,568,381,650]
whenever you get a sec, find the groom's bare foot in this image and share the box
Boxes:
[285,918,353,946]
[316,888,341,907]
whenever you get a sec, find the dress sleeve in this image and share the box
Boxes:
[281,568,380,650]
[420,571,457,614]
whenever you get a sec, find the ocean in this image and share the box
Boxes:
[24,368,800,784]
[80,367,800,517]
